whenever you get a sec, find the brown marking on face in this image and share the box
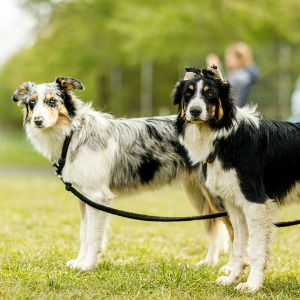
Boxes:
[218,99,224,121]
[46,93,53,101]
[56,104,72,127]
[49,106,57,121]
[181,101,186,119]
[31,94,38,100]
[25,110,33,124]
[181,106,185,119]
[203,85,209,92]
[42,99,64,127]
[209,104,216,117]
[188,84,194,90]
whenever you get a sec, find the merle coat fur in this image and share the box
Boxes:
[12,77,232,271]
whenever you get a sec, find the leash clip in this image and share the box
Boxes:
[64,182,72,191]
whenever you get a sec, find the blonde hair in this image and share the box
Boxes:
[205,53,223,70]
[225,42,253,67]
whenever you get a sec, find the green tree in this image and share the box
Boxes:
[2,0,300,127]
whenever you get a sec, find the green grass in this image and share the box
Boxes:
[0,173,300,299]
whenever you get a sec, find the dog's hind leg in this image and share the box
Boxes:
[182,176,233,267]
[199,216,231,266]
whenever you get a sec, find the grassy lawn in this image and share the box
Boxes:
[0,173,299,299]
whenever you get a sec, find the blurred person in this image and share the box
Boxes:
[225,42,258,107]
[287,75,300,122]
[205,53,223,70]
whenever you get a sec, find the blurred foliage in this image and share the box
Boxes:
[2,0,300,127]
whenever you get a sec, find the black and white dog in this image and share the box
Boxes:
[172,66,300,292]
[12,77,232,271]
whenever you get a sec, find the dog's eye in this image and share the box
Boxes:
[28,99,36,110]
[184,91,193,98]
[48,98,57,108]
[207,91,215,98]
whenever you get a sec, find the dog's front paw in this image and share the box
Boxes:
[67,259,82,269]
[195,257,218,267]
[67,257,97,271]
[235,282,261,293]
[219,264,232,275]
[76,260,97,271]
[216,275,233,286]
[195,260,209,267]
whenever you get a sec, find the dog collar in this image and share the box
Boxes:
[206,140,221,164]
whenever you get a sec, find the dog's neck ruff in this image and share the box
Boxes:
[53,130,74,177]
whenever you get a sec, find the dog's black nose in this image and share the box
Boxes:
[190,106,202,117]
[34,116,44,127]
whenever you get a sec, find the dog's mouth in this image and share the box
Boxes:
[33,119,45,128]
[190,118,205,124]
[34,124,45,129]
[186,114,206,124]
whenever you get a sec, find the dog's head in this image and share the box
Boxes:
[12,77,84,128]
[172,66,236,130]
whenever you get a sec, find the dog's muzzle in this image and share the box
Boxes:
[34,116,44,127]
[190,106,202,118]
[187,106,204,123]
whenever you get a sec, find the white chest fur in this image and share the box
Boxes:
[205,160,243,203]
[180,123,214,165]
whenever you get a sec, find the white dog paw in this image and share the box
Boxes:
[219,265,232,275]
[66,258,96,271]
[195,259,217,267]
[77,263,96,271]
[72,259,97,271]
[235,282,261,293]
[195,260,208,267]
[67,259,81,269]
[216,275,237,286]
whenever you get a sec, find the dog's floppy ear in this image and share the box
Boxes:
[202,65,228,84]
[171,80,185,106]
[55,77,85,92]
[12,81,36,106]
[184,66,202,80]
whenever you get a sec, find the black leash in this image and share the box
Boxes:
[63,181,228,222]
[53,131,300,226]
